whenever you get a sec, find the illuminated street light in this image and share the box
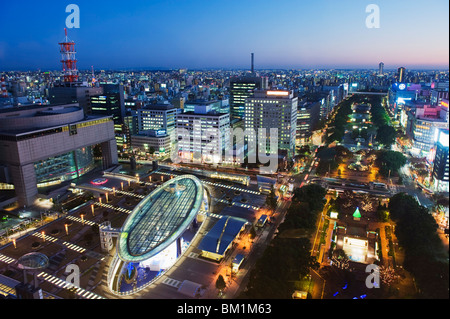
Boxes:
[91,204,95,216]
[65,224,69,235]
[12,238,16,248]
[121,182,124,190]
[80,214,85,225]
[42,231,46,242]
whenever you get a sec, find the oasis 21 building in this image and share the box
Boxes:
[105,175,210,296]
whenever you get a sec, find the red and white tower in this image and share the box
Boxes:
[59,28,79,83]
[91,65,96,86]
[1,77,7,97]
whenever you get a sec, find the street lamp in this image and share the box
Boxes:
[65,224,69,236]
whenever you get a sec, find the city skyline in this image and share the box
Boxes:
[1,0,449,71]
[0,0,448,304]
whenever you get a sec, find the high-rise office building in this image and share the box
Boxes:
[432,129,449,193]
[379,62,384,75]
[137,102,177,136]
[48,84,104,114]
[230,76,262,120]
[406,104,448,156]
[90,84,126,150]
[244,90,298,158]
[397,67,406,83]
[131,102,178,156]
[296,101,321,145]
[176,106,230,164]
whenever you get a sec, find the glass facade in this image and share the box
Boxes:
[230,77,262,119]
[118,175,205,263]
[34,146,95,185]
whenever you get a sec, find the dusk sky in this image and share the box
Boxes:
[1,0,449,71]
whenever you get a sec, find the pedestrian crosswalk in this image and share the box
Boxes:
[0,253,16,264]
[198,210,222,219]
[37,272,105,299]
[188,252,200,259]
[31,231,86,253]
[96,186,145,199]
[32,232,58,243]
[162,277,182,289]
[95,202,132,214]
[157,171,261,195]
[202,180,261,195]
[62,242,86,253]
[66,215,97,226]
[214,197,260,210]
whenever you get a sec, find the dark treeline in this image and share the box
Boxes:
[239,184,326,299]
[388,193,449,299]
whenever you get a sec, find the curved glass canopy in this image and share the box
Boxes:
[117,175,204,263]
[17,253,49,270]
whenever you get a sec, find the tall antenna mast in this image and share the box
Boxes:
[251,53,254,74]
[1,77,7,97]
[91,65,96,86]
[59,28,79,83]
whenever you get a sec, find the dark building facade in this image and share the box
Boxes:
[90,84,126,150]
[230,76,262,120]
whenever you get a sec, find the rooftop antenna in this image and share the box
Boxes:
[91,65,96,86]
[1,77,7,97]
[59,28,79,83]
[251,53,254,74]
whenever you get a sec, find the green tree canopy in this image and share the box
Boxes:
[388,193,448,298]
[265,184,277,211]
[376,150,407,176]
[215,275,226,291]
[376,125,397,148]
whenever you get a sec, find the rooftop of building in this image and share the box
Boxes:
[141,102,176,111]
[0,113,112,136]
[197,216,248,256]
[0,103,79,115]
[178,110,229,117]
[184,99,220,105]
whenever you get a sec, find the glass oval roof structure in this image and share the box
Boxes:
[17,253,49,270]
[117,175,204,263]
